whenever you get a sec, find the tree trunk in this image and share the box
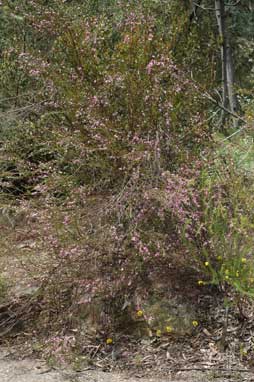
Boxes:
[226,40,238,115]
[215,0,228,111]
[215,0,238,129]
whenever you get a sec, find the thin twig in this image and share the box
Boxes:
[0,91,37,104]
[201,92,253,142]
[171,367,251,373]
[203,92,245,122]
[193,2,216,11]
[225,0,241,6]
[220,126,247,142]
[0,101,45,115]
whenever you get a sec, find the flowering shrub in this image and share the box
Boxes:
[0,2,213,342]
[10,4,209,191]
[2,0,254,350]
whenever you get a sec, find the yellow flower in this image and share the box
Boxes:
[204,261,209,267]
[136,310,143,317]
[106,338,113,345]
[241,257,247,264]
[217,255,222,261]
[192,320,198,327]
[197,280,204,286]
[156,329,162,337]
[236,271,239,277]
[225,269,229,275]
[166,326,173,333]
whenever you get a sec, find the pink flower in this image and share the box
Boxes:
[146,59,156,74]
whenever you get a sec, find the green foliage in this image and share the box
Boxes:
[187,157,254,297]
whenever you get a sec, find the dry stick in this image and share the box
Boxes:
[0,91,37,104]
[177,67,250,142]
[0,260,64,338]
[203,92,245,123]
[0,101,45,115]
[220,125,248,142]
[0,298,43,338]
[170,367,251,372]
[201,92,252,142]
[192,2,216,11]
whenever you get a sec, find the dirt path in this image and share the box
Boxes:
[0,349,175,382]
[0,352,168,382]
[1,349,254,382]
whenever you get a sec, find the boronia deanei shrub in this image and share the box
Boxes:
[2,0,254,342]
[13,4,210,188]
[0,4,211,331]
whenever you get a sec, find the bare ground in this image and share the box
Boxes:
[1,348,254,382]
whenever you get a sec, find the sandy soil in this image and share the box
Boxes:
[1,348,254,382]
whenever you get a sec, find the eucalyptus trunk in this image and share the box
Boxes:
[215,0,238,128]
